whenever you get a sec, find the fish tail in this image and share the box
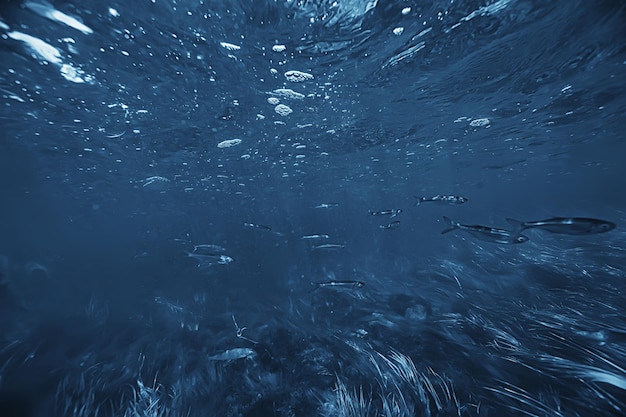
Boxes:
[309,282,321,293]
[414,196,423,206]
[505,218,525,233]
[441,216,458,234]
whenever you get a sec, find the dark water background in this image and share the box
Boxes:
[1,1,626,416]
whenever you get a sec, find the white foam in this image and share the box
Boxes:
[25,1,93,34]
[8,31,62,64]
[9,30,97,84]
[60,63,93,83]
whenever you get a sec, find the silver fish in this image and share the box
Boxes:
[186,252,233,266]
[415,195,468,206]
[154,297,184,313]
[441,216,528,244]
[312,243,345,251]
[380,220,401,230]
[243,222,272,232]
[313,280,365,290]
[506,217,616,235]
[215,255,234,265]
[315,203,339,209]
[172,237,192,244]
[193,244,226,253]
[301,234,330,240]
[208,347,256,361]
[369,209,403,217]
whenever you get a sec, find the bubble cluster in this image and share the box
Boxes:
[272,88,305,99]
[217,139,242,148]
[284,70,314,82]
[274,104,293,116]
[469,118,491,127]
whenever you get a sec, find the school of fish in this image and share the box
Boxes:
[184,194,615,292]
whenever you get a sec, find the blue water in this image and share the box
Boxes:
[1,1,625,416]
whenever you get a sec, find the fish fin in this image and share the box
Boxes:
[413,196,423,206]
[308,282,321,293]
[441,216,457,234]
[506,218,524,231]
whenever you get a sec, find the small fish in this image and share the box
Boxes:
[441,216,528,244]
[142,176,170,188]
[193,244,226,253]
[172,237,192,244]
[105,131,126,138]
[154,296,184,313]
[243,222,273,232]
[415,195,468,206]
[369,209,403,217]
[312,243,345,251]
[315,203,339,209]
[208,348,256,361]
[186,252,210,261]
[186,252,233,265]
[313,280,365,291]
[215,255,234,265]
[380,220,401,230]
[301,234,330,240]
[506,217,616,235]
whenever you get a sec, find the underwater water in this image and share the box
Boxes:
[1,0,626,416]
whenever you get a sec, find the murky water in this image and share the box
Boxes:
[1,1,625,416]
